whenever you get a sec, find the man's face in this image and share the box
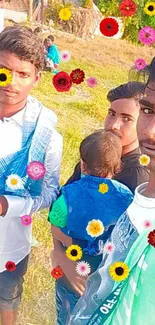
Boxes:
[0,51,41,107]
[138,81,155,160]
[104,98,139,147]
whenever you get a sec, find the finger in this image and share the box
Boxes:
[73,286,84,296]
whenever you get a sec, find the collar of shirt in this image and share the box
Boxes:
[4,108,25,127]
[134,182,155,208]
[127,182,155,233]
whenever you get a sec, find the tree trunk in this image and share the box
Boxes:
[40,0,44,24]
[28,0,33,22]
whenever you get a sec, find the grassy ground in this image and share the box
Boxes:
[14,34,154,325]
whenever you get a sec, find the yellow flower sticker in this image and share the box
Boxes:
[59,8,72,21]
[139,154,150,166]
[109,261,130,282]
[98,183,109,194]
[86,219,104,238]
[0,68,12,87]
[66,245,83,261]
[144,2,155,16]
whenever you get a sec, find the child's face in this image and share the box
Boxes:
[46,39,53,47]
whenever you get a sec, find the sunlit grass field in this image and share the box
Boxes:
[14,33,154,325]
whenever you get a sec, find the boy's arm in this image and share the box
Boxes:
[51,225,87,296]
[0,129,63,218]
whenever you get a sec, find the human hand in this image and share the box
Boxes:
[0,196,8,216]
[51,248,87,296]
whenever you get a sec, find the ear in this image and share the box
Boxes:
[33,71,42,87]
[80,159,88,175]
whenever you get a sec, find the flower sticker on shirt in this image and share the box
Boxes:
[148,229,155,247]
[109,261,130,281]
[5,261,16,272]
[21,215,32,226]
[86,219,104,238]
[98,183,109,194]
[139,154,150,166]
[26,161,46,180]
[6,174,24,190]
[104,242,116,254]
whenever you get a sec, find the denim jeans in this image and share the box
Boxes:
[56,281,80,325]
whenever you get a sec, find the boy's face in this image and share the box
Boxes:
[104,98,139,148]
[138,82,155,168]
[46,39,53,47]
[0,51,41,107]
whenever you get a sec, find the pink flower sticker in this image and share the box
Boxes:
[26,161,46,180]
[87,77,98,88]
[138,26,155,45]
[135,58,146,70]
[144,220,152,229]
[104,242,115,254]
[21,215,32,226]
[60,50,71,62]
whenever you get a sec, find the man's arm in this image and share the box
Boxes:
[0,129,63,218]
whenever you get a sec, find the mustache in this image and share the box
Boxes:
[108,129,122,139]
[139,139,155,146]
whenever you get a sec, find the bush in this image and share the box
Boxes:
[97,0,155,44]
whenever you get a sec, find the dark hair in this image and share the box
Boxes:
[34,27,42,34]
[44,38,48,44]
[107,82,145,103]
[47,35,54,42]
[80,130,122,177]
[0,26,44,71]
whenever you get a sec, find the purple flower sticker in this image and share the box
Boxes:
[21,215,32,226]
[26,161,46,180]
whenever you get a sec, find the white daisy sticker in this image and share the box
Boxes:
[76,261,91,277]
[6,174,24,190]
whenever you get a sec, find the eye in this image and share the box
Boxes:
[19,72,29,78]
[108,111,115,117]
[122,117,132,122]
[141,107,154,115]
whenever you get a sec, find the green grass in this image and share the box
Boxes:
[14,34,154,325]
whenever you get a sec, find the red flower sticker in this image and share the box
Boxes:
[51,266,64,279]
[148,229,155,247]
[119,0,137,16]
[5,261,16,272]
[100,18,119,37]
[70,69,85,84]
[52,71,72,92]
